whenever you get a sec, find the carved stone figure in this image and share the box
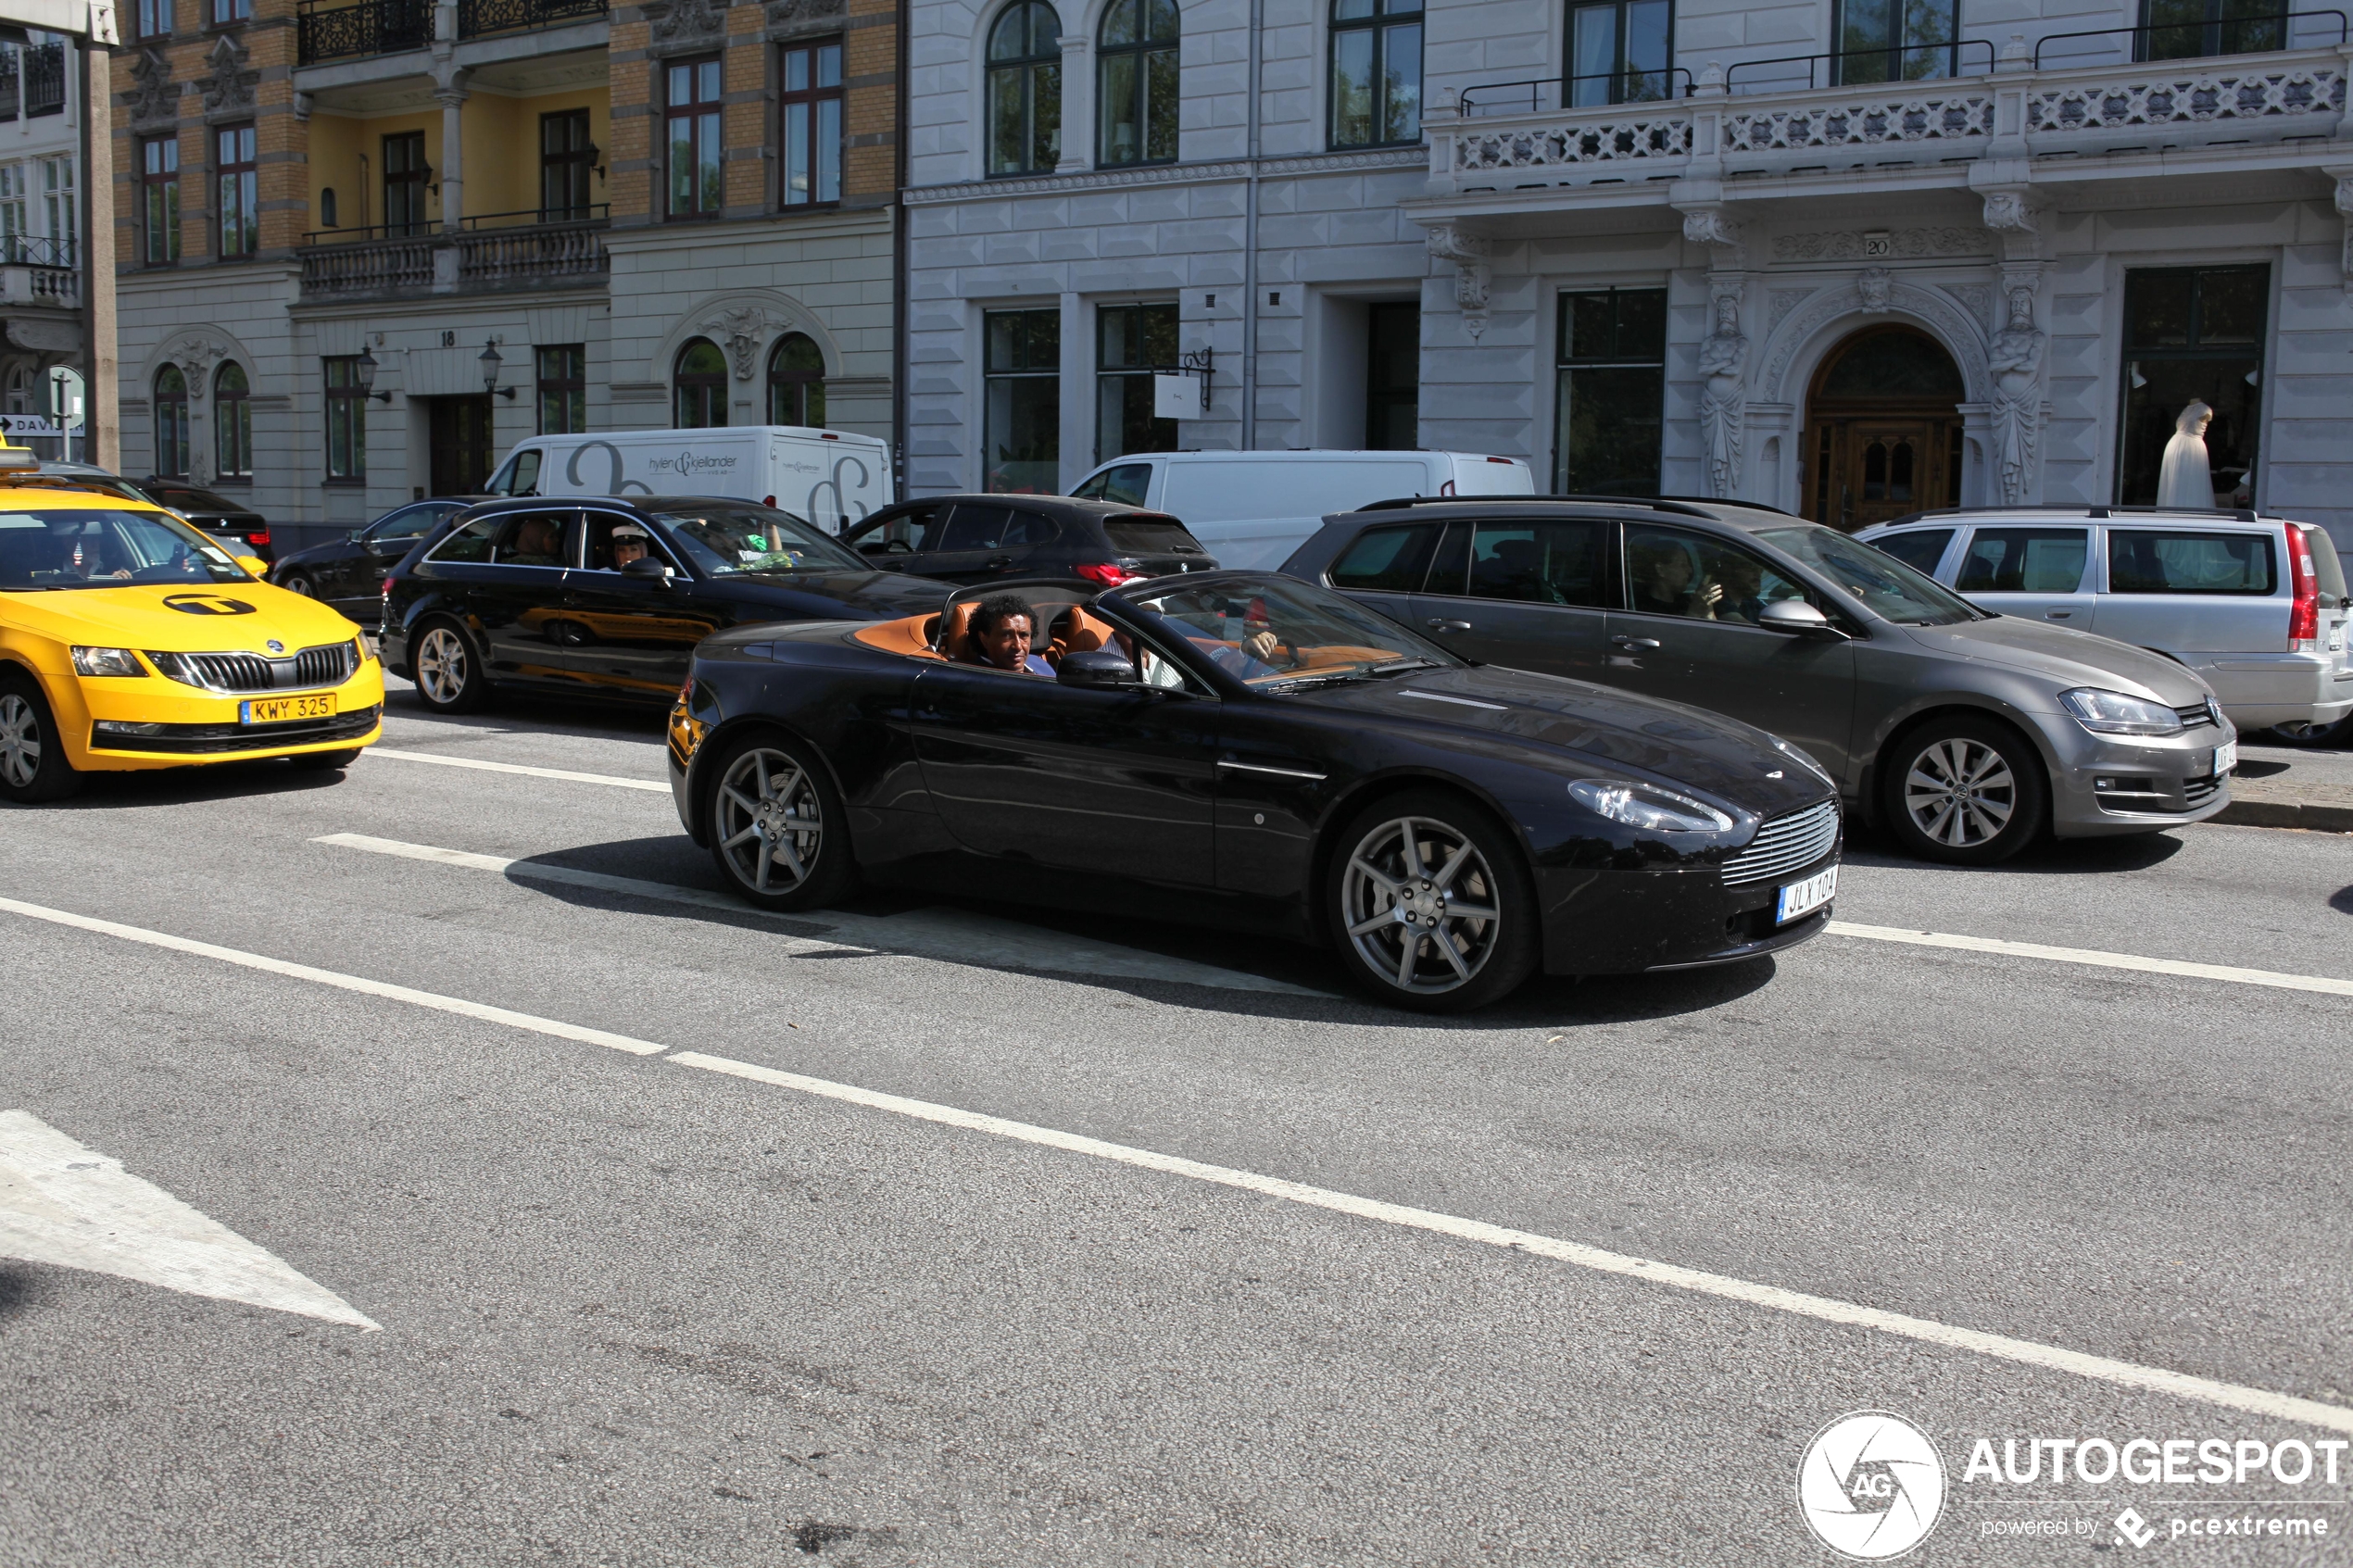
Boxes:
[1426,227,1492,341]
[1696,293,1749,500]
[128,45,178,123]
[651,0,728,49]
[199,32,256,114]
[1856,267,1892,313]
[1680,207,1742,252]
[1982,190,2038,235]
[1986,284,2045,506]
[701,307,769,379]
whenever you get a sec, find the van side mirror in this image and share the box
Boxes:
[1057,649,1137,687]
[1757,599,1842,637]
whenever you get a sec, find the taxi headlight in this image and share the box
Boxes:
[1567,777,1735,834]
[350,634,371,672]
[70,646,146,678]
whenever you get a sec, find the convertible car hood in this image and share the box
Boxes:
[721,569,950,618]
[1892,616,2211,705]
[1300,666,1832,819]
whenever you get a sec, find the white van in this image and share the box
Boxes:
[483,426,891,533]
[1068,449,1535,570]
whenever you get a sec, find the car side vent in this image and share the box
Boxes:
[1720,800,1841,887]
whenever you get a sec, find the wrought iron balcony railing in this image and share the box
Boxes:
[297,209,609,298]
[296,0,431,64]
[457,0,606,40]
[2,234,75,268]
[22,43,63,116]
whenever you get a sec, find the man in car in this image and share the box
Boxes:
[964,593,1055,677]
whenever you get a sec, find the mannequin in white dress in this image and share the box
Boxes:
[2156,401,2214,508]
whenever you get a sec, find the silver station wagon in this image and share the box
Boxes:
[1284,496,2236,867]
[1858,508,2352,737]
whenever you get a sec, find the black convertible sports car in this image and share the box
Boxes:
[667,571,1843,1011]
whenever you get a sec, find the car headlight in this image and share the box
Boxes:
[350,634,371,671]
[1771,735,1835,786]
[1567,777,1735,834]
[2058,687,2183,737]
[70,646,146,678]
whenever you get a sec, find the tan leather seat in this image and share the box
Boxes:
[1048,606,1120,665]
[936,599,983,663]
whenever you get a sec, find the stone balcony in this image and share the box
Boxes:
[296,212,610,301]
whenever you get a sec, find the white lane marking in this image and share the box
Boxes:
[1830,921,2353,999]
[314,833,1327,998]
[4,890,2345,1435]
[0,896,664,1057]
[0,1110,379,1330]
[668,1050,2353,1436]
[366,747,673,793]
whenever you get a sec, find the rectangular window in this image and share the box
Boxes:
[217,122,257,258]
[136,0,170,36]
[779,40,844,207]
[1451,520,1615,606]
[536,345,587,435]
[1956,528,2089,593]
[324,356,366,480]
[539,109,594,221]
[1567,0,1673,105]
[1554,288,1666,495]
[42,157,72,266]
[2117,264,2268,507]
[1833,0,1958,82]
[0,164,24,264]
[666,56,724,219]
[2108,530,2275,594]
[1094,302,1178,464]
[141,137,181,264]
[211,0,250,23]
[983,308,1060,494]
[0,44,17,123]
[23,39,62,117]
[383,131,428,237]
[2137,0,2283,60]
[1329,0,1422,150]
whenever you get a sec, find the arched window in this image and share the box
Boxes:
[214,361,252,478]
[987,1,1063,176]
[1098,0,1178,167]
[1329,0,1422,150]
[767,333,826,427]
[673,338,728,429]
[154,365,189,477]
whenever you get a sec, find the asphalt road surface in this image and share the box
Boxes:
[5,684,2350,1567]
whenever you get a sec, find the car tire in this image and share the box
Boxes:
[280,573,317,598]
[706,730,858,911]
[411,618,489,714]
[1325,788,1539,1012]
[287,746,363,772]
[1880,715,2048,866]
[0,673,82,804]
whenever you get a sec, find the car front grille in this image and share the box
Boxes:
[149,642,356,695]
[1720,799,1842,888]
[2174,699,2221,729]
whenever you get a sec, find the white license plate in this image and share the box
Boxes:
[2213,739,2237,776]
[1775,865,1838,924]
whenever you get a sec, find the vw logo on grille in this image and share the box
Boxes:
[265,639,285,654]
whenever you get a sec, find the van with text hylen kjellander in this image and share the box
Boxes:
[481,426,892,535]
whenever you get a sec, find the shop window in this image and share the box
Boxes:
[2118,265,2269,508]
[984,308,1060,493]
[1329,0,1421,150]
[1554,288,1666,495]
[987,2,1063,175]
[1094,302,1177,463]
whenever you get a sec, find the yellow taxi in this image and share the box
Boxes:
[0,449,385,801]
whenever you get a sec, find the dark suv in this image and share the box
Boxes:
[1282,495,2235,865]
[841,495,1214,585]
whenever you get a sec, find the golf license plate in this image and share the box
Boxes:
[2213,739,2237,776]
[241,693,335,725]
[1775,865,1838,925]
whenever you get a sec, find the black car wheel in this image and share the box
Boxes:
[707,732,857,910]
[1881,716,2047,866]
[1327,789,1537,1011]
[280,572,318,598]
[0,674,82,804]
[412,619,489,713]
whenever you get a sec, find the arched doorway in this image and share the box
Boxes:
[1803,326,1966,531]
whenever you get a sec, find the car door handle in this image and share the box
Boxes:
[986,555,1014,569]
[1611,634,1662,650]
[1426,619,1472,632]
[2045,609,2071,620]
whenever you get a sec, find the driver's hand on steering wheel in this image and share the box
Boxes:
[1242,630,1283,664]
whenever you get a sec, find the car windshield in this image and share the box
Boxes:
[1123,574,1461,687]
[1756,524,1982,627]
[0,508,247,591]
[651,504,866,575]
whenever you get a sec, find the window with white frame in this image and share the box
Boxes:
[0,165,24,263]
[42,157,72,266]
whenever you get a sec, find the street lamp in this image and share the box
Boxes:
[480,340,516,400]
[355,344,391,403]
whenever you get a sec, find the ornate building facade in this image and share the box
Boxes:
[110,0,899,552]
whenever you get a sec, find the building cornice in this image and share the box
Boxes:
[903,145,1427,206]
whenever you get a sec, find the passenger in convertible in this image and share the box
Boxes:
[964,593,1056,677]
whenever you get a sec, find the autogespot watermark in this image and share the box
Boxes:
[1796,1414,2347,1558]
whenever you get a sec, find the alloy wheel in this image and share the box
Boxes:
[1903,737,2015,847]
[0,694,39,788]
[713,747,824,897]
[283,575,316,597]
[416,627,469,706]
[1340,814,1502,995]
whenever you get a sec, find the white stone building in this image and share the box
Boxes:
[0,28,90,456]
[905,0,2353,557]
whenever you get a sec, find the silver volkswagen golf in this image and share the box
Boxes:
[1281,496,2234,866]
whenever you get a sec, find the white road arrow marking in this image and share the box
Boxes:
[0,1110,379,1331]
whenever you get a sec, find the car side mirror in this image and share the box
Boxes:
[623,557,673,585]
[235,554,268,578]
[1758,599,1842,637]
[1057,649,1138,688]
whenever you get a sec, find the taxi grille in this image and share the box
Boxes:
[150,642,355,695]
[1720,800,1841,888]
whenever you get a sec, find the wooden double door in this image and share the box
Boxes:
[1805,408,1964,533]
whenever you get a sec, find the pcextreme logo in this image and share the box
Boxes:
[1798,1411,1949,1560]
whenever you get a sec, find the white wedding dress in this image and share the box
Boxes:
[2156,401,2214,508]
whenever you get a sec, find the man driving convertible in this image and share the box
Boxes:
[963,593,1056,677]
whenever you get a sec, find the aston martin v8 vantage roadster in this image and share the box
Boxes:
[667,571,1843,1010]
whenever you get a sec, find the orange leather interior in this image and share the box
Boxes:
[1048,607,1120,662]
[937,599,982,663]
[849,613,944,659]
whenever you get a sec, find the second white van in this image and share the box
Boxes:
[484,425,891,533]
[1069,449,1535,569]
